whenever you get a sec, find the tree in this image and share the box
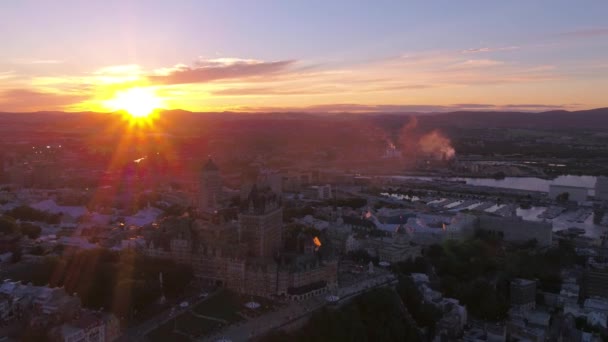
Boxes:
[5,205,61,224]
[556,192,570,203]
[347,249,376,264]
[30,245,45,256]
[261,288,420,342]
[1,248,193,325]
[20,222,42,239]
[0,215,18,235]
[396,276,442,331]
[10,248,21,263]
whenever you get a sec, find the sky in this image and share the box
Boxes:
[1,0,607,113]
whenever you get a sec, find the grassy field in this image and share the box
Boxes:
[147,289,282,340]
[147,312,225,341]
[192,290,245,322]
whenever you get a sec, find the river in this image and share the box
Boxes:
[391,175,597,194]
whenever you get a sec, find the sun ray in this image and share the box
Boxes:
[104,87,164,123]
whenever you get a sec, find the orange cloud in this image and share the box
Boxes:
[147,58,296,85]
[0,88,89,112]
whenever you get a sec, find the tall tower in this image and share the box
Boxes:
[199,157,222,213]
[239,184,283,258]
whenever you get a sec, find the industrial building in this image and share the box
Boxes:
[548,184,588,203]
[478,214,553,246]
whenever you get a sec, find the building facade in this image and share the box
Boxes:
[199,158,222,213]
[549,184,589,203]
[239,185,283,258]
[596,176,608,201]
[584,259,608,299]
[143,171,338,300]
[478,215,553,246]
[510,278,537,310]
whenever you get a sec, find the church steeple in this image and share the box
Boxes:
[203,156,219,172]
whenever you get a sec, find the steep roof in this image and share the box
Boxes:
[202,158,219,172]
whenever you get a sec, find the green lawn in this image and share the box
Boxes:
[147,312,225,341]
[192,290,245,323]
[146,318,190,342]
[147,290,282,341]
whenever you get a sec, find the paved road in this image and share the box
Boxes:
[202,272,397,342]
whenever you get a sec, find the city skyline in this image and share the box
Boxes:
[1,1,608,113]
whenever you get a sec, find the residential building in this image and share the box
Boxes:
[510,278,537,310]
[303,185,332,200]
[366,226,421,263]
[50,309,120,342]
[583,259,608,299]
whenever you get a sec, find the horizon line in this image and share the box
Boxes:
[1,106,607,116]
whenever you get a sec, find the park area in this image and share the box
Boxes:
[147,290,283,341]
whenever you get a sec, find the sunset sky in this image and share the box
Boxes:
[1,0,607,113]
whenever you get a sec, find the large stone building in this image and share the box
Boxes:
[199,158,222,213]
[143,214,338,300]
[239,185,283,258]
[144,162,338,300]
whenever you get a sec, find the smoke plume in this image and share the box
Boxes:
[418,130,456,160]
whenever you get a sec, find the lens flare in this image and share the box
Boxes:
[104,87,163,119]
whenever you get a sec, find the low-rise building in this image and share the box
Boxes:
[50,309,120,342]
[507,309,550,342]
[405,212,476,245]
[583,259,608,299]
[510,278,537,310]
[549,184,589,203]
[560,277,580,306]
[478,214,552,246]
[366,226,421,263]
[302,185,332,200]
[0,280,118,341]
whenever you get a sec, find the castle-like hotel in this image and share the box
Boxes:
[143,159,338,300]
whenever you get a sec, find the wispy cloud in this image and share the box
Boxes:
[212,86,331,96]
[461,46,520,54]
[93,64,143,75]
[212,83,433,96]
[0,70,16,80]
[147,58,296,85]
[236,103,578,113]
[558,27,608,38]
[11,59,63,65]
[0,88,88,112]
[450,59,505,68]
[0,49,601,112]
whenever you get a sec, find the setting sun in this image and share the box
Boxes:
[104,87,163,118]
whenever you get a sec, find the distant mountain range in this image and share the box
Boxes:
[1,107,607,130]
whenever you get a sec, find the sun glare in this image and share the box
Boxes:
[104,87,163,119]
